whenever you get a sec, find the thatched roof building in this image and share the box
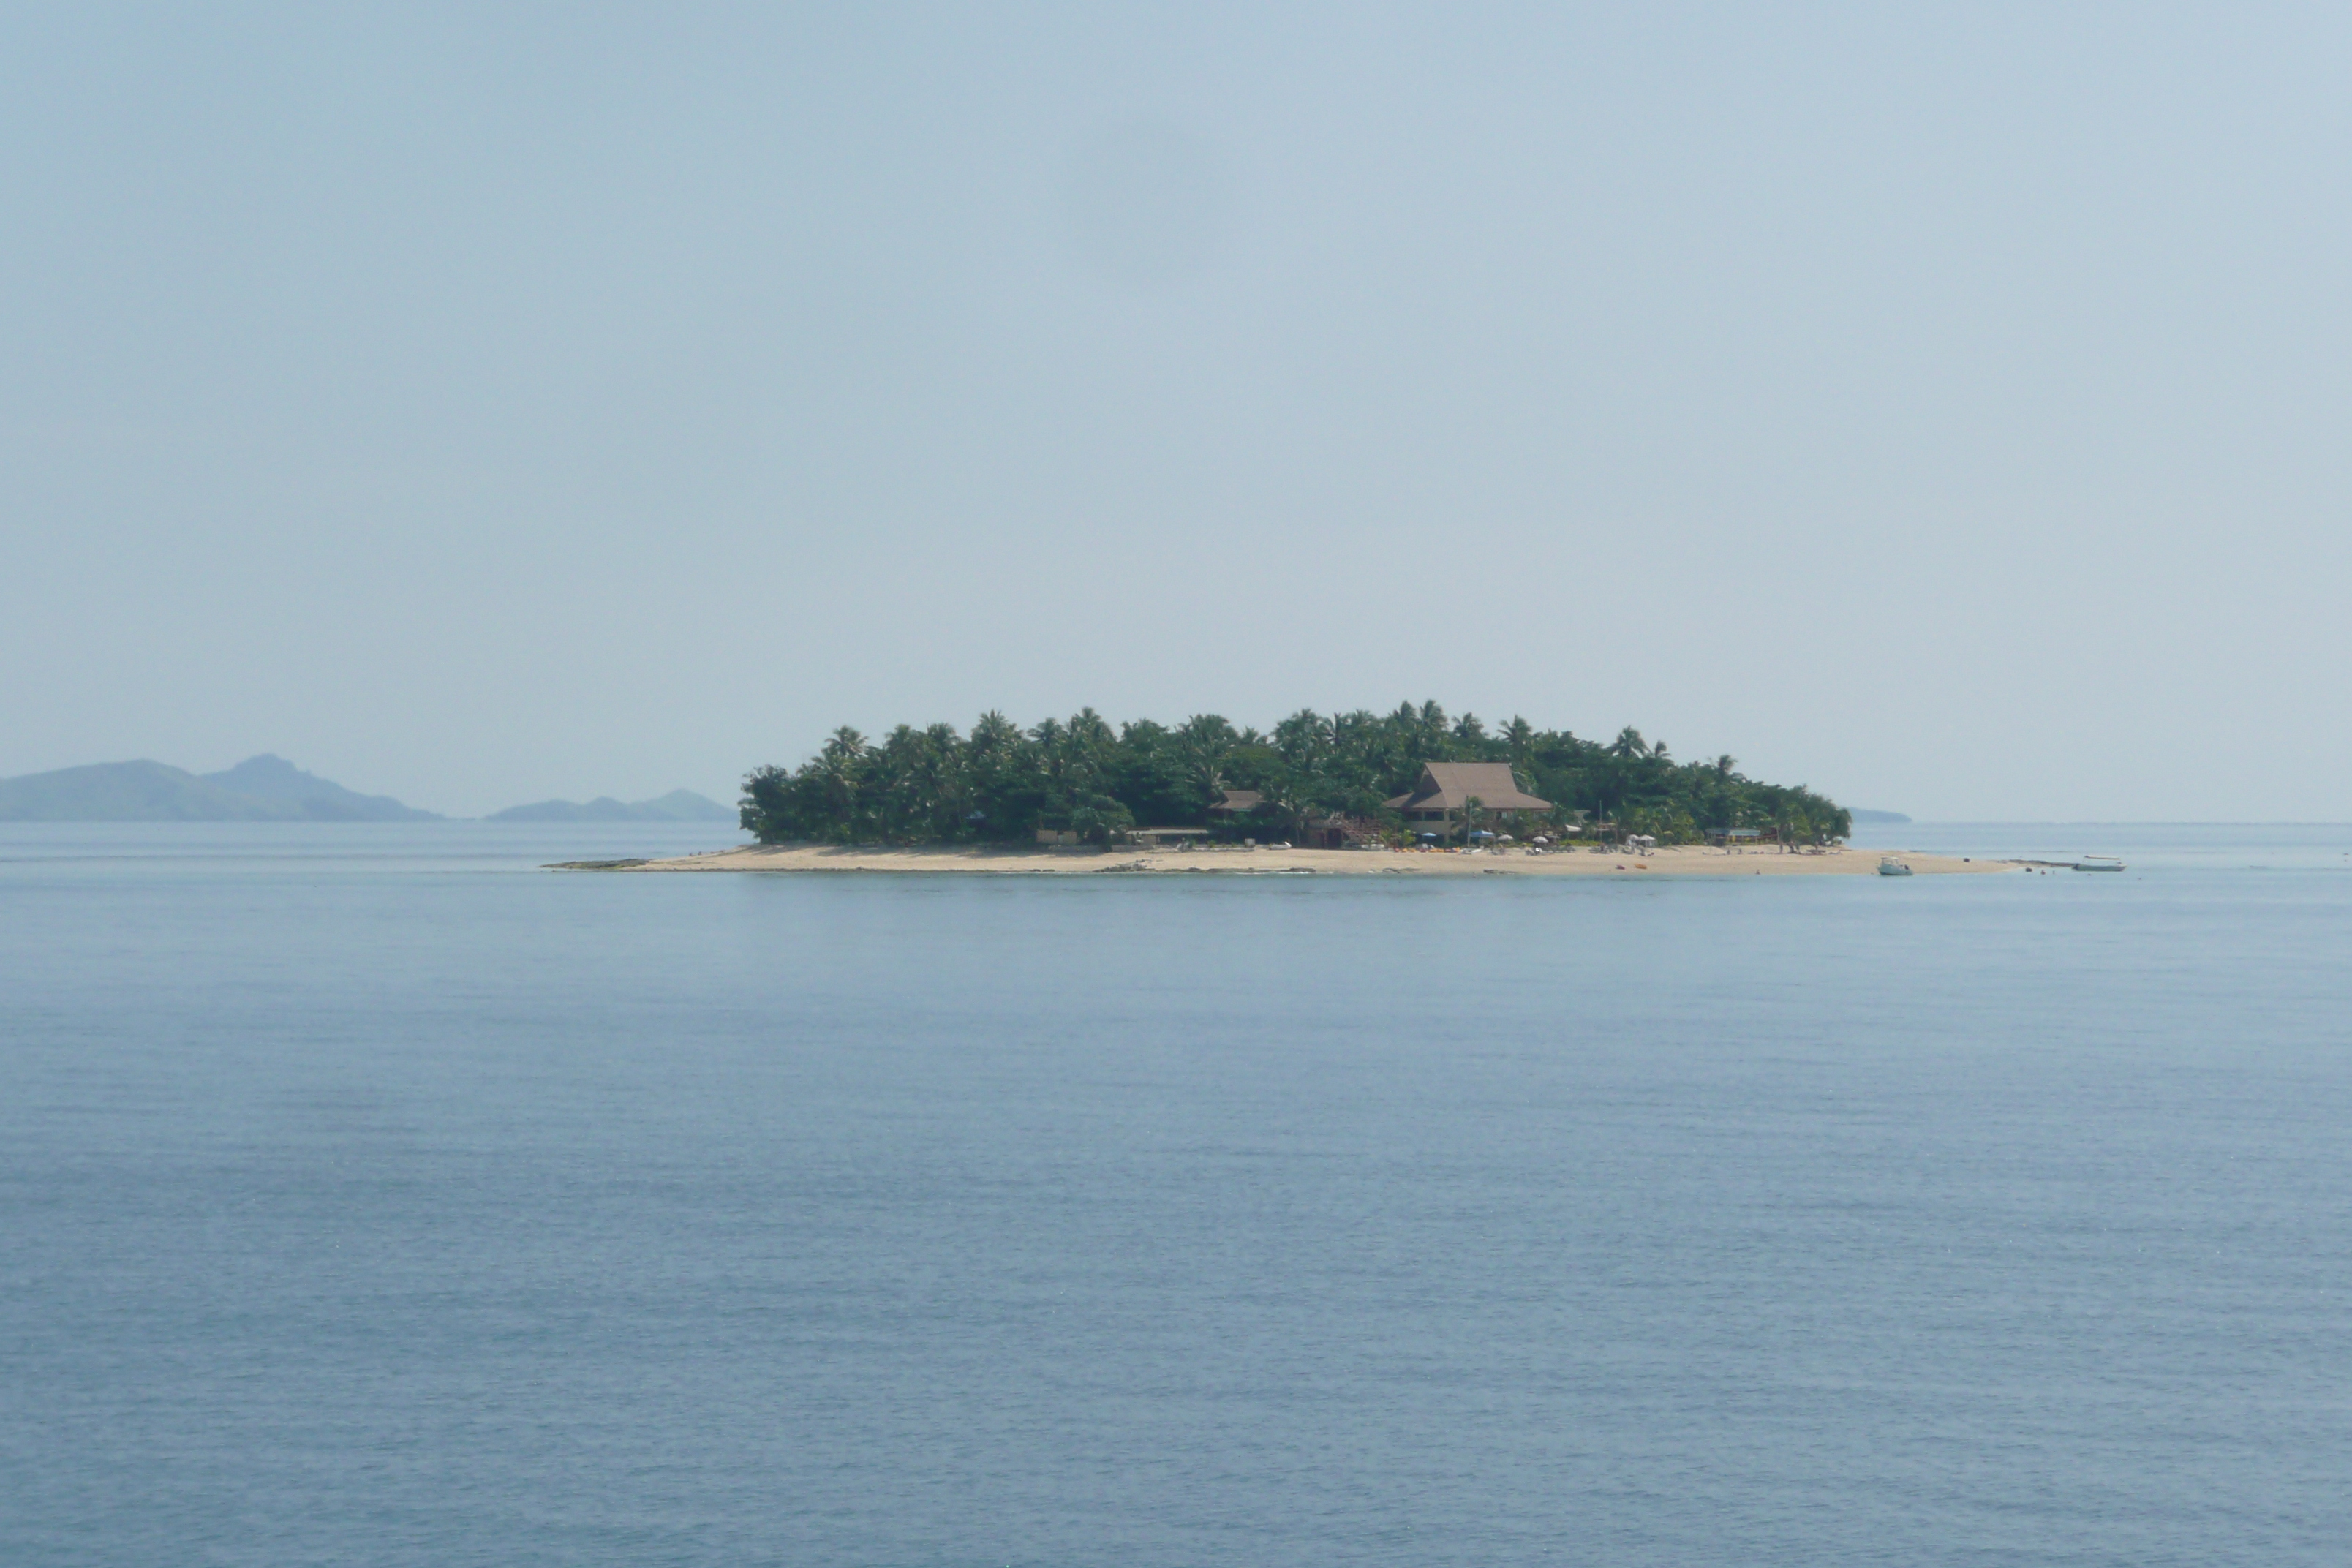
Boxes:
[1385,762,1550,829]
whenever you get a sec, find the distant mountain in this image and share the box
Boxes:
[199,755,440,821]
[0,755,439,821]
[0,761,290,821]
[1848,809,1912,825]
[487,789,735,823]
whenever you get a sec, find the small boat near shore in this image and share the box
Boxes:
[1877,857,1913,876]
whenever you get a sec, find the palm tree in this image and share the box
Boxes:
[815,727,867,839]
[1261,770,1314,843]
[1173,715,1235,811]
[1274,709,1334,766]
[951,712,1036,839]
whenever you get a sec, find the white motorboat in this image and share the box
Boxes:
[1877,857,1913,876]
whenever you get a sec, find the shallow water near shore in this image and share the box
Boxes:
[5,821,2351,1566]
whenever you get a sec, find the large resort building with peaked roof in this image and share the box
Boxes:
[1202,762,1556,846]
[1385,761,1551,840]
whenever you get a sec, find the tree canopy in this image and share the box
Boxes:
[739,703,1850,847]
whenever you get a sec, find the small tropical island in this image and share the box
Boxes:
[592,704,1997,877]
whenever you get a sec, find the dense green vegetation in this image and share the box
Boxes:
[740,704,1850,847]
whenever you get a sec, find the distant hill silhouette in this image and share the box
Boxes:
[0,755,439,821]
[488,790,734,823]
[1847,809,1912,824]
[199,755,440,821]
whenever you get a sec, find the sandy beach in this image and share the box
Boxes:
[568,843,2010,877]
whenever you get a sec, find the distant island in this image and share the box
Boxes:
[0,755,739,825]
[1848,809,1912,825]
[742,704,1852,848]
[489,791,734,823]
[0,755,439,821]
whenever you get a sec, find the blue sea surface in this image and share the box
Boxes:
[4,822,2349,1566]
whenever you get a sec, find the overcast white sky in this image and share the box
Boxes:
[5,4,2348,819]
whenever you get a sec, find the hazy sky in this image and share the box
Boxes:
[6,4,2348,819]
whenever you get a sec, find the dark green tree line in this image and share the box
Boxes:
[739,703,1851,846]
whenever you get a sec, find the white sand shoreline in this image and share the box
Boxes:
[562,843,2011,878]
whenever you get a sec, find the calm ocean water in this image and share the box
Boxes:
[4,821,2349,1567]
